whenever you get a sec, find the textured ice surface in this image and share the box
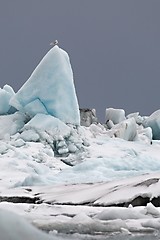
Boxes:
[23,113,71,138]
[112,117,137,141]
[10,46,80,125]
[20,113,86,156]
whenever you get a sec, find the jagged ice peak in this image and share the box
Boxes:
[10,45,80,125]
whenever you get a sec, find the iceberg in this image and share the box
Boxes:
[0,85,15,115]
[112,117,137,141]
[10,45,80,125]
[143,110,160,140]
[105,108,126,125]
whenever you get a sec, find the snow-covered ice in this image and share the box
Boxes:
[1,44,160,239]
[1,110,160,238]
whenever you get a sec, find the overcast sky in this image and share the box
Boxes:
[0,0,160,121]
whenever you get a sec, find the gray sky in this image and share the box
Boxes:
[0,0,160,122]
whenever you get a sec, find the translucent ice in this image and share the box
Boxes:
[10,46,80,125]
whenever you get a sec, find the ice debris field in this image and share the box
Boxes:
[1,45,160,239]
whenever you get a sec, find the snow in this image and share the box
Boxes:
[13,172,159,206]
[96,207,147,220]
[2,114,160,239]
[10,46,80,125]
